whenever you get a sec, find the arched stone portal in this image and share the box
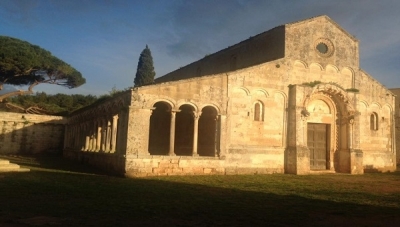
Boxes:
[175,104,195,156]
[149,102,171,155]
[304,84,358,173]
[198,106,219,156]
[287,84,362,174]
[306,97,335,170]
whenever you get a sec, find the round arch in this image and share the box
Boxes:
[198,103,221,115]
[303,84,355,173]
[252,89,269,98]
[148,101,173,155]
[174,104,196,156]
[232,87,250,96]
[147,98,175,110]
[294,60,308,69]
[198,105,220,157]
[176,101,198,112]
[326,64,339,73]
[309,62,323,72]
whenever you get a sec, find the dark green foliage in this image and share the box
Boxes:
[302,80,322,87]
[134,45,155,87]
[8,92,97,115]
[346,88,360,92]
[0,36,85,89]
[97,85,127,99]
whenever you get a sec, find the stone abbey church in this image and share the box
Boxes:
[62,15,397,176]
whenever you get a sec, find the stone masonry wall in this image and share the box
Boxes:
[285,15,359,70]
[125,155,284,177]
[0,112,66,155]
[389,88,400,166]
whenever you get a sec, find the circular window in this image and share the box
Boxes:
[316,43,328,54]
[314,38,334,57]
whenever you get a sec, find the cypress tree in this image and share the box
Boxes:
[134,45,155,87]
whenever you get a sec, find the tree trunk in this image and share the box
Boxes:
[0,82,39,102]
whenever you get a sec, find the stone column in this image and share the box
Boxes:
[349,117,353,149]
[99,119,107,152]
[87,123,92,151]
[110,115,119,153]
[105,119,112,152]
[285,85,311,175]
[214,115,220,157]
[94,120,100,152]
[391,95,397,167]
[192,112,200,156]
[348,114,363,174]
[337,115,350,173]
[169,111,177,156]
[218,115,227,158]
[84,123,89,151]
[90,121,97,152]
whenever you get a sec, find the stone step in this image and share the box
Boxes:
[0,159,30,172]
[309,170,336,174]
[0,159,10,165]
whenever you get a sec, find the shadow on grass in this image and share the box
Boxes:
[0,167,399,226]
[0,154,112,176]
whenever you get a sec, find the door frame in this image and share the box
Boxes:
[307,123,330,170]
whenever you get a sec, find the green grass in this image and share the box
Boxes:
[1,155,399,226]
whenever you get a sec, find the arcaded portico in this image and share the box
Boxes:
[148,101,220,157]
[64,15,396,176]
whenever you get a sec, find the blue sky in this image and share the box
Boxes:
[1,0,400,96]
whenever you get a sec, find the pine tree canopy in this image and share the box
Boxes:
[0,36,86,101]
[134,45,155,87]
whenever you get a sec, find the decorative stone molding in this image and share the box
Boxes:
[306,83,356,117]
[314,38,335,57]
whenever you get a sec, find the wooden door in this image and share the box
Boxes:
[307,123,328,170]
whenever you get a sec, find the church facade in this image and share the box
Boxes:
[64,16,397,176]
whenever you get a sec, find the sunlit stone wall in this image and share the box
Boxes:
[0,112,66,155]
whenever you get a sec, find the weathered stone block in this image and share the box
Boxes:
[203,168,212,174]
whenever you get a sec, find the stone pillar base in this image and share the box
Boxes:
[350,149,364,174]
[285,146,310,175]
[350,149,363,174]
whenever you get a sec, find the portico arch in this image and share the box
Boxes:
[198,106,219,156]
[148,101,172,155]
[175,104,195,156]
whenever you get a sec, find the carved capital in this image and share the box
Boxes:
[192,111,201,119]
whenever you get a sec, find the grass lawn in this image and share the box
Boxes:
[0,155,399,227]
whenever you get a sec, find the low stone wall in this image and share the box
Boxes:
[0,112,66,155]
[363,150,397,172]
[63,149,126,174]
[125,156,225,177]
[225,147,285,173]
[125,152,285,177]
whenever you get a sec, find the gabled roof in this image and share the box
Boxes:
[154,15,358,84]
[286,15,358,42]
